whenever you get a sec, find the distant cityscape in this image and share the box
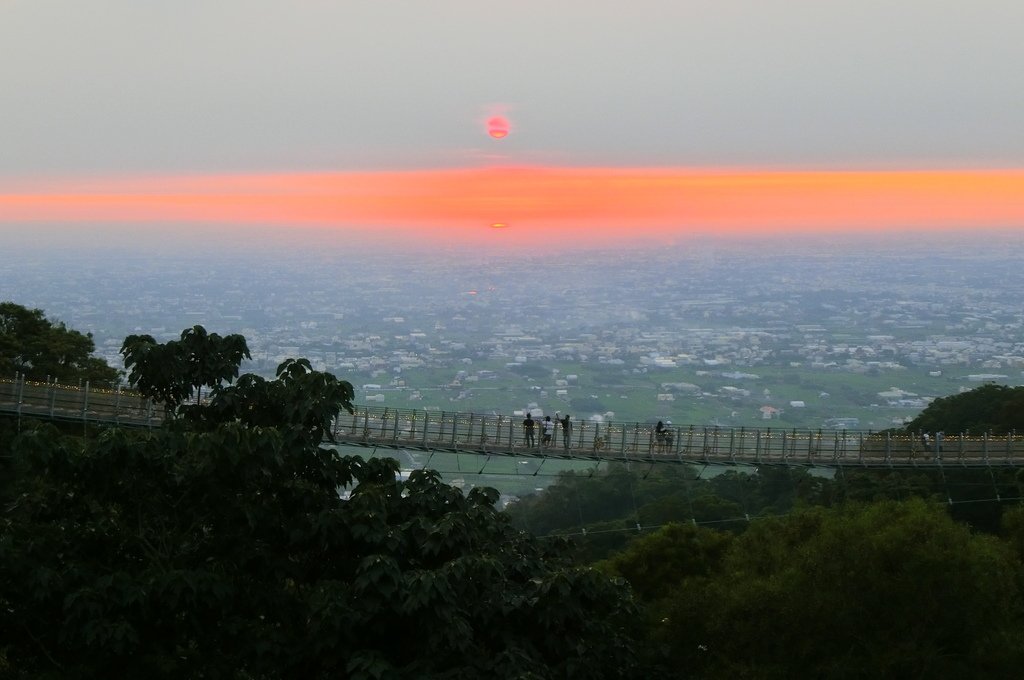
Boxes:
[4,231,1023,431]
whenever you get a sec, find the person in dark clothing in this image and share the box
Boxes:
[523,413,536,447]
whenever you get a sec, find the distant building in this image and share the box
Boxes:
[824,417,860,429]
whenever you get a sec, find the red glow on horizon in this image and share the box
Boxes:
[3,166,1024,246]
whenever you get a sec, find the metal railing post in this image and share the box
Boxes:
[81,380,90,422]
[16,373,25,417]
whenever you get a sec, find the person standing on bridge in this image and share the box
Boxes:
[542,416,554,448]
[655,420,668,451]
[523,413,536,448]
[558,412,573,450]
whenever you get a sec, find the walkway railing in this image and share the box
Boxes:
[3,376,1022,468]
[0,375,160,427]
[332,405,1024,467]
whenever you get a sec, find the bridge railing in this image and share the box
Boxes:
[332,405,1024,466]
[0,375,160,427]
[4,376,1024,466]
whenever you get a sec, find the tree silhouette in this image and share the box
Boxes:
[0,302,119,385]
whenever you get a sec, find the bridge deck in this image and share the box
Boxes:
[3,377,1022,468]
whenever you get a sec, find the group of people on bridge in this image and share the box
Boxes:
[521,412,574,451]
[520,412,675,452]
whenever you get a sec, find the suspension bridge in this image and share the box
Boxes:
[3,376,1023,469]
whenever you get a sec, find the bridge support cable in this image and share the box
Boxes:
[935,454,953,506]
[680,464,701,527]
[627,473,642,532]
[738,466,755,524]
[986,464,1004,504]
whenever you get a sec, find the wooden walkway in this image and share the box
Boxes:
[3,377,1023,469]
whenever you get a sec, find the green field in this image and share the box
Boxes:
[348,359,1013,431]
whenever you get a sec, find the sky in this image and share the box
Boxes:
[2,1,1023,248]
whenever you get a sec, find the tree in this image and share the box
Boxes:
[1,330,641,678]
[120,325,251,414]
[0,302,119,385]
[905,383,1024,436]
[182,357,355,444]
[618,500,1024,679]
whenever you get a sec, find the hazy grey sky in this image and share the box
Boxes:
[1,0,1022,177]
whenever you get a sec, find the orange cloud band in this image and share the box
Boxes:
[2,167,1023,239]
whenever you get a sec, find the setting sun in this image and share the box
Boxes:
[487,116,510,139]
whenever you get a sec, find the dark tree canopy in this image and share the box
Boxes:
[0,302,119,385]
[0,428,638,679]
[905,383,1024,435]
[182,357,355,444]
[1,328,639,679]
[604,502,1024,679]
[120,325,252,413]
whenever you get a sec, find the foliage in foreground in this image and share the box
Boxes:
[601,500,1024,679]
[509,459,1024,561]
[1,328,640,678]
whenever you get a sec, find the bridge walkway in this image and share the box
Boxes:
[3,377,1023,469]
